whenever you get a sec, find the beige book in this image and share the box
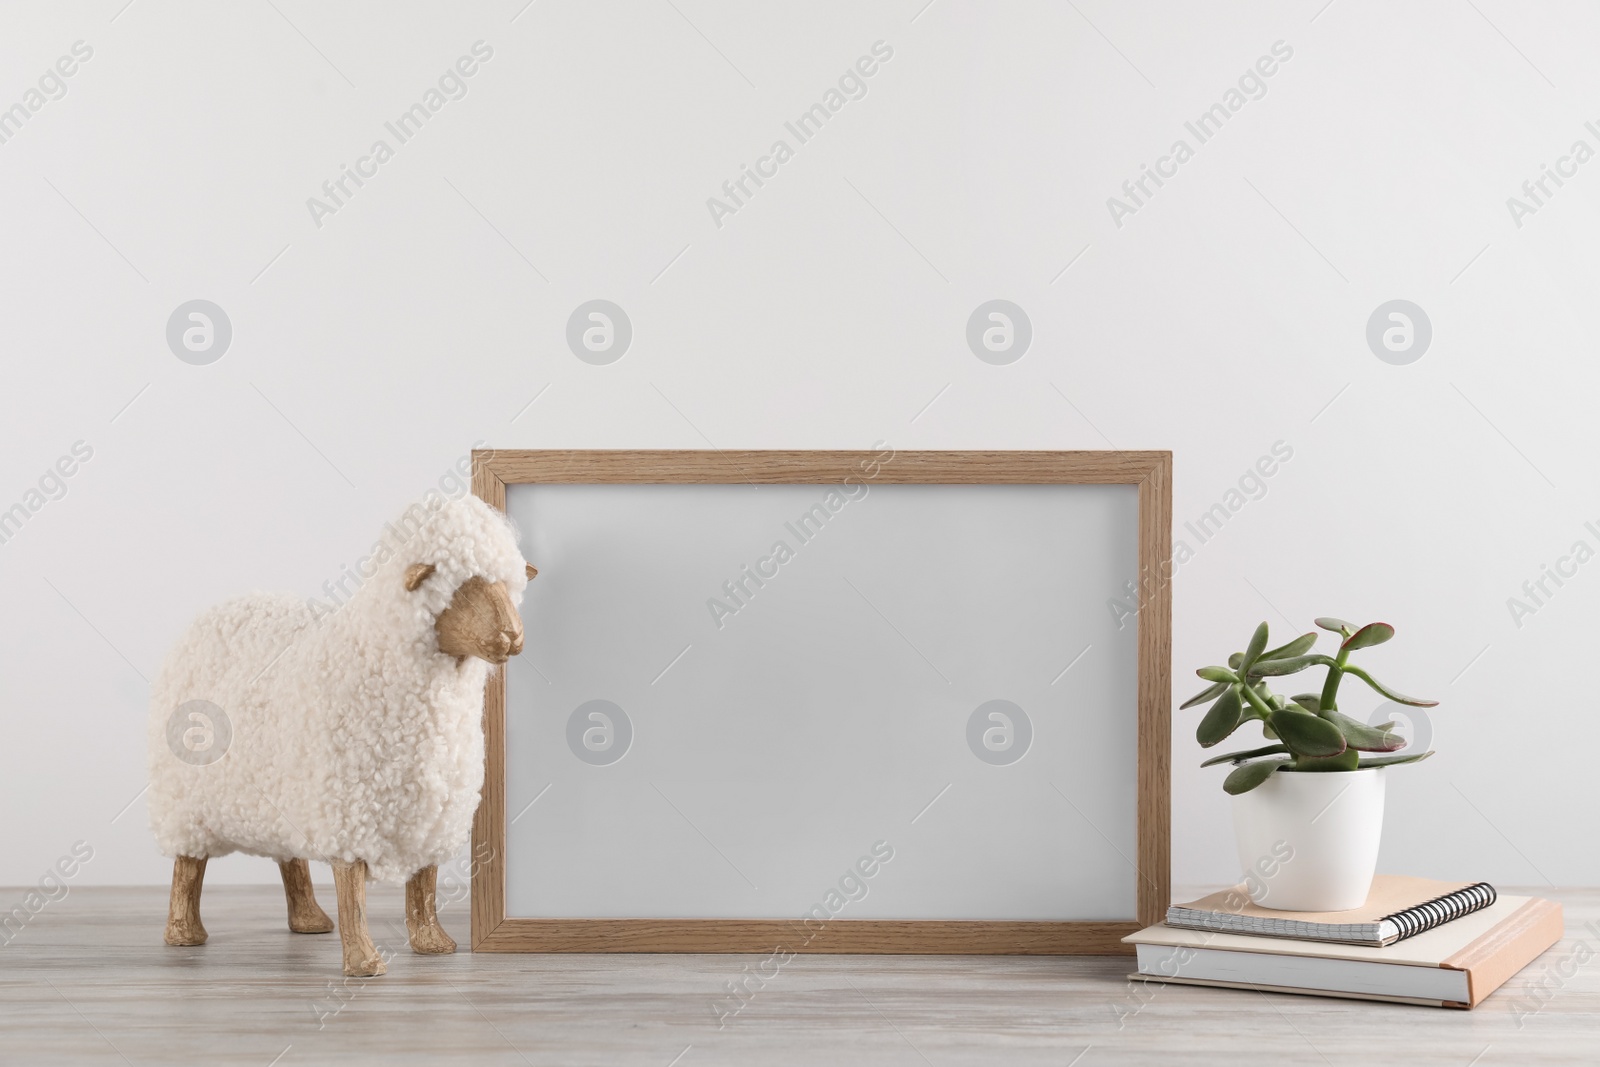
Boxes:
[1126,895,1564,1008]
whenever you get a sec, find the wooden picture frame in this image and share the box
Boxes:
[471,450,1171,954]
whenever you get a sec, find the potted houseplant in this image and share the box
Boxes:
[1183,617,1437,911]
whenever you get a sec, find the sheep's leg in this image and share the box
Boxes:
[331,860,386,977]
[278,858,335,934]
[404,866,456,955]
[163,856,208,946]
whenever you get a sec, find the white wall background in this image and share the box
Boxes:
[2,0,1596,893]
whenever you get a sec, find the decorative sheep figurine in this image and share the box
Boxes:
[147,493,533,976]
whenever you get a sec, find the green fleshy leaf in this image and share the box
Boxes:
[1289,693,1321,713]
[1260,632,1317,661]
[1341,622,1395,652]
[1357,751,1434,769]
[1251,654,1338,677]
[1197,666,1240,683]
[1200,743,1290,767]
[1197,687,1245,747]
[1291,748,1361,772]
[1240,622,1270,673]
[1269,708,1347,757]
[1228,652,1243,669]
[1342,665,1438,707]
[1179,680,1229,710]
[1320,709,1405,752]
[1315,617,1354,635]
[1223,759,1290,794]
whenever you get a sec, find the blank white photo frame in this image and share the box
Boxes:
[471,451,1170,954]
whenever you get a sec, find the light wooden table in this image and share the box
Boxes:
[1,885,1594,1065]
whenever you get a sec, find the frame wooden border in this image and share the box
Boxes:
[471,450,1171,954]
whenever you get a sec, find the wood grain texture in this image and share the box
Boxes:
[472,450,1172,954]
[1137,453,1173,928]
[278,858,334,934]
[475,448,1170,485]
[333,860,385,977]
[1,885,1593,1066]
[405,865,457,955]
[470,460,507,952]
[474,919,1141,955]
[162,855,207,946]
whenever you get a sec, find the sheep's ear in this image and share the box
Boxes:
[404,563,436,592]
[525,563,538,580]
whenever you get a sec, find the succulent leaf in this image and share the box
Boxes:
[1341,622,1395,652]
[1223,759,1290,794]
[1269,708,1347,757]
[1342,665,1438,707]
[1292,748,1361,772]
[1357,751,1434,769]
[1320,709,1405,752]
[1315,617,1354,635]
[1200,743,1290,767]
[1197,666,1240,683]
[1197,687,1245,747]
[1240,622,1270,672]
[1179,680,1229,710]
[1260,632,1317,661]
[1251,654,1338,677]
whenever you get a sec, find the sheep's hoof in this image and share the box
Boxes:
[164,920,207,946]
[407,922,457,955]
[289,905,335,934]
[342,951,387,978]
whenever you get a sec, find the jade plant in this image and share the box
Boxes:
[1183,617,1438,795]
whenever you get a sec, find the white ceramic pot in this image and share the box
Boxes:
[1231,768,1386,911]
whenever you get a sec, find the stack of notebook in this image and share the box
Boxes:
[1125,876,1563,1008]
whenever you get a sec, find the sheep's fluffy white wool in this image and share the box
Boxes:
[147,493,528,884]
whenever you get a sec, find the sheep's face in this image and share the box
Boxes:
[406,562,535,665]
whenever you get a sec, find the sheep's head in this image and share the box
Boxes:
[405,562,537,665]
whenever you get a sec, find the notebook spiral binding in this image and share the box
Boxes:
[1389,882,1497,942]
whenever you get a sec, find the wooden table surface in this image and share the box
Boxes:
[1,884,1594,1065]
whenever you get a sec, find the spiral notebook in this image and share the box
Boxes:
[1165,876,1498,947]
